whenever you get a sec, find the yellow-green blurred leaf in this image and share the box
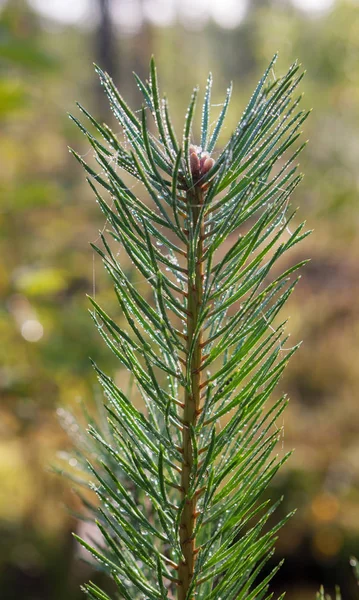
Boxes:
[14,267,68,296]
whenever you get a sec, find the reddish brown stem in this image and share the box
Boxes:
[177,184,204,600]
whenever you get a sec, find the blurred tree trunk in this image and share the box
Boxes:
[96,0,116,76]
[134,0,153,82]
[95,0,118,116]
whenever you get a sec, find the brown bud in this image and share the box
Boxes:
[190,151,200,177]
[188,145,215,184]
[199,152,210,170]
[201,157,215,175]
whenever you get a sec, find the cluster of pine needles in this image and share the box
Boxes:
[62,55,313,600]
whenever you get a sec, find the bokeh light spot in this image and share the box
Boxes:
[291,0,335,14]
[143,0,177,26]
[21,319,44,343]
[313,527,343,559]
[210,0,248,29]
[311,493,340,522]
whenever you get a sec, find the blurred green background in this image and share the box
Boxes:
[1,0,359,598]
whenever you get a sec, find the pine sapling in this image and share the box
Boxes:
[69,55,310,600]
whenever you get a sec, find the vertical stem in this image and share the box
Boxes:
[178,186,204,600]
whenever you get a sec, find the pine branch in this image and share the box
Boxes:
[69,55,309,600]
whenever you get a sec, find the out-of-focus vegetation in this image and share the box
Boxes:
[0,0,358,599]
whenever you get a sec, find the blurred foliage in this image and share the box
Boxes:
[0,0,359,599]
